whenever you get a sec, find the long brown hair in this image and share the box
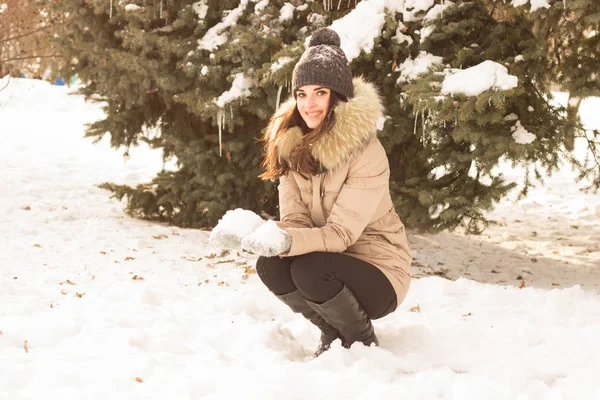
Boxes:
[259,91,345,180]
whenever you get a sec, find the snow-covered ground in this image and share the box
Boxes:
[1,77,600,399]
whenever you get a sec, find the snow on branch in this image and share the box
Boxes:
[441,61,518,97]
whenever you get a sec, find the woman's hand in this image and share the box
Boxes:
[209,209,265,250]
[241,221,291,257]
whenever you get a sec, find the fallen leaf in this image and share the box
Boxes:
[182,256,203,262]
[519,279,526,289]
[462,312,472,317]
[214,259,235,265]
[124,256,135,261]
[153,234,168,240]
[92,275,95,280]
[60,289,68,295]
[206,264,214,269]
[241,274,249,281]
[172,232,180,236]
[135,377,143,383]
[409,304,421,313]
[244,266,256,275]
[552,250,560,255]
[206,253,217,259]
[204,279,209,284]
[59,279,76,286]
[76,292,85,298]
[197,282,202,286]
[218,281,225,286]
[24,206,31,210]
[13,276,17,280]
[100,251,107,255]
[33,244,41,248]
[552,283,560,286]
[132,275,144,281]
[24,340,29,353]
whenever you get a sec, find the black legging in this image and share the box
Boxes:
[256,252,397,320]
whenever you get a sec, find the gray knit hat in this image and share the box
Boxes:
[292,28,353,100]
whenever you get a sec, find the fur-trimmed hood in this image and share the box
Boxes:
[272,76,384,171]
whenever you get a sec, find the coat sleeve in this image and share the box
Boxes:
[276,172,315,229]
[282,139,389,256]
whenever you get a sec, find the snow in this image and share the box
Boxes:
[240,220,290,256]
[511,120,536,144]
[209,209,264,247]
[124,4,141,11]
[441,60,518,96]
[420,1,454,42]
[2,78,600,398]
[512,0,552,12]
[270,56,294,72]
[254,0,269,14]
[279,3,295,22]
[396,51,443,83]
[213,72,256,108]
[0,3,7,14]
[197,0,248,51]
[191,0,208,20]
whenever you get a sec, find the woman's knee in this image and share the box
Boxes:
[290,253,341,302]
[255,256,295,294]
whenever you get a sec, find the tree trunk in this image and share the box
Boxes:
[565,93,582,152]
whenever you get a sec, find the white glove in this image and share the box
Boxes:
[241,220,292,257]
[209,209,265,250]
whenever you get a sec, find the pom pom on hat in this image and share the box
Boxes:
[308,28,341,47]
[292,28,353,100]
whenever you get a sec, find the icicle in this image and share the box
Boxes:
[217,109,223,157]
[110,0,113,18]
[276,85,283,110]
[414,110,419,138]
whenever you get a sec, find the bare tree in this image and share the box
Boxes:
[0,0,62,79]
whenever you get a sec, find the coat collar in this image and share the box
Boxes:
[273,76,384,171]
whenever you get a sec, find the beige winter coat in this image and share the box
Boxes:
[271,77,412,308]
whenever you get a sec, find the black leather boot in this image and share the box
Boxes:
[305,285,378,348]
[276,290,342,356]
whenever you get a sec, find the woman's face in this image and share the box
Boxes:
[296,85,331,129]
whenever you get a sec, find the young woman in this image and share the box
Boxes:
[211,29,412,356]
[243,28,412,356]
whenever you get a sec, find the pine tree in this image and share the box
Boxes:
[49,0,599,232]
[50,0,322,227]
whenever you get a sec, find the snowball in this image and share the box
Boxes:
[241,220,290,256]
[211,208,264,238]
